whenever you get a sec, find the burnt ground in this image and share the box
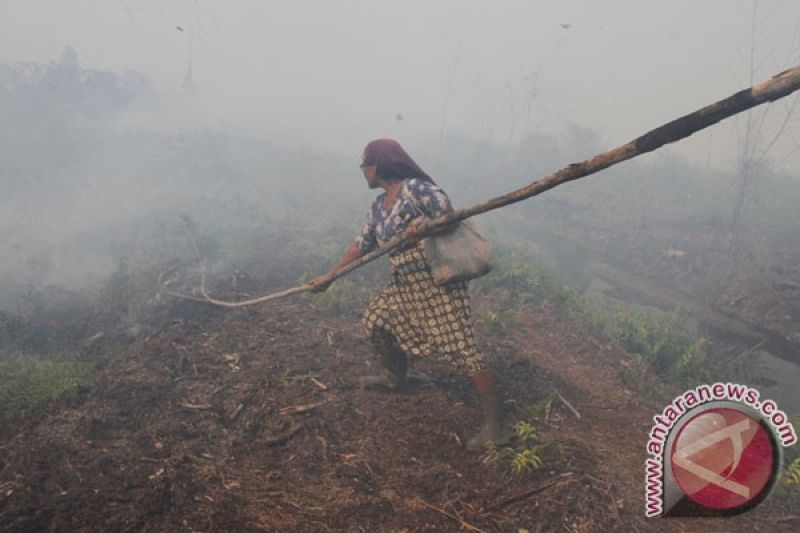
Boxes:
[0,275,797,532]
[513,204,800,357]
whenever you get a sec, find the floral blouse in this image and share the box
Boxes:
[355,178,452,255]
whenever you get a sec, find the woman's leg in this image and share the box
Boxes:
[466,368,507,450]
[360,330,409,390]
[362,286,410,390]
[440,282,508,450]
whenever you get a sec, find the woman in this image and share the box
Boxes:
[308,139,505,450]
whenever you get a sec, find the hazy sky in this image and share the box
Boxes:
[2,0,800,171]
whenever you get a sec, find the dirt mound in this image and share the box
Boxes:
[0,290,795,531]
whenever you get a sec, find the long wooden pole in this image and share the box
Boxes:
[165,66,800,308]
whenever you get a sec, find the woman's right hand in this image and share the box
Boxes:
[307,273,334,293]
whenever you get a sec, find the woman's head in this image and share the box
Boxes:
[361,139,435,185]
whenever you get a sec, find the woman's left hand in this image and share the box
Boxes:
[307,273,334,293]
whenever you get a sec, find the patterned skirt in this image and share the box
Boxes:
[363,243,485,374]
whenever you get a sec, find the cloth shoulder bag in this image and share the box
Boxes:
[402,183,493,285]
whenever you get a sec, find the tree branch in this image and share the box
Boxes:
[162,65,800,308]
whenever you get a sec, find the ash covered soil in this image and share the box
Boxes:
[0,269,796,532]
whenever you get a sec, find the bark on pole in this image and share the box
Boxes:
[169,65,800,308]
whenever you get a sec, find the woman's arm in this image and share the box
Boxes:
[307,242,364,293]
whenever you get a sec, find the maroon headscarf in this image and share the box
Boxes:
[361,139,436,184]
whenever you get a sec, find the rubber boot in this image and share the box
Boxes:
[359,347,408,391]
[467,370,508,450]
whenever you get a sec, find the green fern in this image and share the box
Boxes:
[514,420,538,444]
[784,458,800,486]
[511,446,544,473]
[782,415,800,488]
[487,420,547,476]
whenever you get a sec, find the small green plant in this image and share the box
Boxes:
[510,446,545,473]
[608,311,687,374]
[514,420,538,442]
[780,415,800,489]
[602,309,720,388]
[784,458,800,486]
[0,358,93,423]
[487,420,548,475]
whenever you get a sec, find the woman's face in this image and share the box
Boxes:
[361,164,380,189]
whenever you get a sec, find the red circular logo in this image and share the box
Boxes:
[670,407,776,511]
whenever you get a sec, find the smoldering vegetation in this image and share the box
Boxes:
[1,50,799,530]
[2,50,800,362]
[0,50,367,353]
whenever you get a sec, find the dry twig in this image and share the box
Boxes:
[485,472,574,512]
[414,497,487,533]
[178,402,212,410]
[279,400,329,416]
[557,393,582,420]
[264,423,303,447]
[228,403,245,421]
[310,377,328,390]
